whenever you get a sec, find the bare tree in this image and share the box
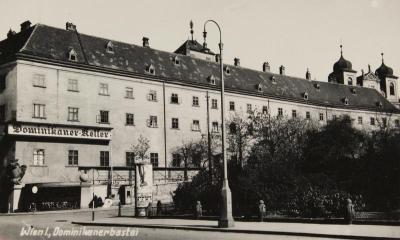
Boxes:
[132,134,150,163]
[171,139,208,181]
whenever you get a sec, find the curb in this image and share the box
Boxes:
[71,221,400,240]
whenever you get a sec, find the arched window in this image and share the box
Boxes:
[389,83,395,96]
[347,77,353,85]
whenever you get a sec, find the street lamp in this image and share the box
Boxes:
[203,20,235,228]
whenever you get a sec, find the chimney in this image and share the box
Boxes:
[234,58,240,66]
[368,64,371,73]
[7,29,16,38]
[306,68,311,80]
[20,20,31,32]
[361,69,365,77]
[66,22,77,31]
[262,62,270,72]
[142,37,149,47]
[279,65,285,75]
[215,54,220,63]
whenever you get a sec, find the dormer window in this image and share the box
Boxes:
[257,83,262,92]
[145,64,155,75]
[208,75,216,85]
[173,56,180,65]
[224,66,231,75]
[314,83,320,90]
[351,88,357,94]
[377,101,383,109]
[303,92,309,100]
[271,76,276,84]
[343,98,349,105]
[106,41,114,53]
[68,49,77,62]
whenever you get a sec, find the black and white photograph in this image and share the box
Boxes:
[0,0,400,239]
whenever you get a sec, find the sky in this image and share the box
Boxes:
[0,0,399,82]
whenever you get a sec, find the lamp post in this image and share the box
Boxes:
[203,20,235,228]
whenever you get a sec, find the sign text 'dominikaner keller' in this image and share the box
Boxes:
[7,123,111,140]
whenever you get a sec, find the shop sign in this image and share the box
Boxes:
[7,123,111,140]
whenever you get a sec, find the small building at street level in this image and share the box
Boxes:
[0,20,399,212]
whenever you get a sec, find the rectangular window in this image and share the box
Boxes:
[150,153,159,167]
[99,83,109,95]
[68,150,78,166]
[0,74,6,91]
[292,110,297,118]
[172,153,181,167]
[262,106,268,114]
[278,108,283,117]
[33,149,45,166]
[306,111,311,119]
[0,105,5,123]
[32,74,46,88]
[148,116,158,128]
[126,113,134,126]
[395,119,400,127]
[192,120,200,131]
[148,90,157,101]
[171,93,179,104]
[382,117,387,127]
[99,110,109,124]
[370,117,375,126]
[125,87,134,99]
[100,151,109,166]
[126,152,135,166]
[319,113,324,121]
[33,104,46,119]
[68,107,79,122]
[358,116,363,125]
[247,104,252,113]
[211,99,218,109]
[172,118,179,129]
[67,79,78,92]
[332,115,337,120]
[229,101,235,111]
[192,96,199,106]
[212,121,219,133]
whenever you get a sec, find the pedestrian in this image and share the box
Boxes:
[344,198,355,224]
[156,200,162,216]
[258,200,266,222]
[195,201,202,219]
[147,202,154,217]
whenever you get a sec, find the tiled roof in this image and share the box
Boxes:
[0,23,398,113]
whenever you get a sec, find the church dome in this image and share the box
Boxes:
[333,55,353,72]
[375,62,394,77]
[332,45,353,72]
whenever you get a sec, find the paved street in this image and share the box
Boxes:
[1,209,400,240]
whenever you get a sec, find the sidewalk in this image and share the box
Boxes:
[72,217,400,239]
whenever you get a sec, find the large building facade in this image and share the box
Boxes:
[0,21,399,212]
